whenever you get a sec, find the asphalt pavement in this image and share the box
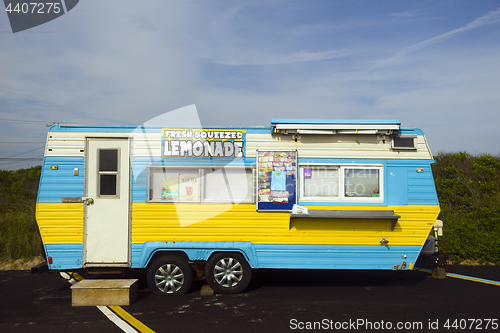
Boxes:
[0,265,499,332]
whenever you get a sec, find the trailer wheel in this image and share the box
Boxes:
[147,256,193,295]
[205,252,252,294]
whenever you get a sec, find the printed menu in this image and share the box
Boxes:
[257,151,297,206]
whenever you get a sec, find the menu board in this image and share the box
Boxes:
[257,150,297,211]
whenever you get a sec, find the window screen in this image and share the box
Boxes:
[392,136,416,149]
[148,166,254,203]
[344,168,380,198]
[301,166,339,198]
[99,150,118,171]
[203,168,254,203]
[98,149,119,197]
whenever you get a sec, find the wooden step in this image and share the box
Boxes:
[71,279,138,306]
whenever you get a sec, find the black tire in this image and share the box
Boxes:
[205,252,252,294]
[147,255,193,295]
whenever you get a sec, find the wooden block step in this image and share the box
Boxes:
[200,284,214,296]
[71,279,138,306]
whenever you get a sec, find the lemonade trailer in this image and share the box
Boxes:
[36,119,442,294]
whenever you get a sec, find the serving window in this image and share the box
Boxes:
[148,166,254,203]
[299,165,383,202]
[301,166,339,200]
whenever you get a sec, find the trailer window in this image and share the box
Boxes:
[149,167,200,202]
[298,165,383,202]
[300,166,339,200]
[344,168,380,198]
[98,149,119,197]
[203,168,254,203]
[148,166,254,203]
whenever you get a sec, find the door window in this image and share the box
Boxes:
[98,149,119,197]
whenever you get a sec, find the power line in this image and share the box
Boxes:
[0,118,61,127]
[0,146,45,159]
[0,118,52,123]
[0,156,43,168]
[0,141,45,144]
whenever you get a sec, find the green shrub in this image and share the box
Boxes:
[0,166,42,259]
[432,153,500,264]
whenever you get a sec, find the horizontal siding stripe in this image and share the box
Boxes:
[36,203,84,245]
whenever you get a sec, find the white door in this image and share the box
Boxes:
[84,138,131,266]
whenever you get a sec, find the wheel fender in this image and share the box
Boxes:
[135,241,259,268]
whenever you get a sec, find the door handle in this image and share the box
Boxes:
[83,197,94,205]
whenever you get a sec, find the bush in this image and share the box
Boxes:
[432,153,500,264]
[0,166,42,259]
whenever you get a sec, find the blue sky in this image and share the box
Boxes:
[1,1,499,169]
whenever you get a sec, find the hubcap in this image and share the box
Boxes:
[155,264,184,293]
[213,257,243,287]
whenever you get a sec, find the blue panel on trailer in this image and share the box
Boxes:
[131,241,260,268]
[49,124,141,133]
[386,160,438,206]
[49,124,271,134]
[386,166,408,205]
[130,241,420,270]
[45,244,83,270]
[130,242,167,268]
[37,157,85,203]
[407,167,439,205]
[399,127,424,135]
[254,244,421,270]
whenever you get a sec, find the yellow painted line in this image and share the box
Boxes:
[71,272,85,281]
[418,268,500,286]
[109,305,156,333]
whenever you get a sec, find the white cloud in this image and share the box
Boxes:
[215,49,352,66]
[374,7,500,69]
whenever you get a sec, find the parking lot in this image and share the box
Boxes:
[0,265,499,332]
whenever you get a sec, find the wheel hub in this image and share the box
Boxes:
[155,263,184,293]
[214,257,244,287]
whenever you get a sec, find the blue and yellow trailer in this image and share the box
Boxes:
[36,119,441,294]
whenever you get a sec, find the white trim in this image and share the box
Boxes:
[97,306,138,333]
